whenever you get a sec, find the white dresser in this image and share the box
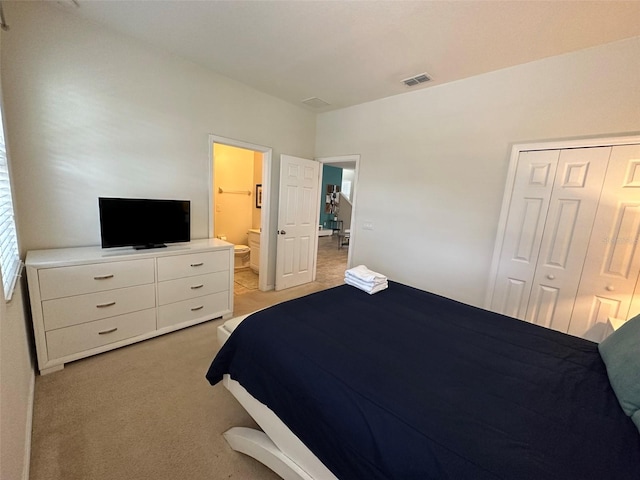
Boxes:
[26,239,234,374]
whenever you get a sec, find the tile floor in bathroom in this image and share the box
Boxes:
[233,235,348,297]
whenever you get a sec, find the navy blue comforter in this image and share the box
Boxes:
[206,281,640,479]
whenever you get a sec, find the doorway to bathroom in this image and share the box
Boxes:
[209,135,272,294]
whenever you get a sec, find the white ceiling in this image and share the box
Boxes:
[55,0,640,112]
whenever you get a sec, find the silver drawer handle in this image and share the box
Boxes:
[96,301,116,308]
[98,327,118,335]
[94,274,114,280]
[190,305,204,311]
[190,284,204,290]
[190,262,204,267]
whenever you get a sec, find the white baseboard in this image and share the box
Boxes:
[23,370,35,480]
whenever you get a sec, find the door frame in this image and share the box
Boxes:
[208,134,272,292]
[315,154,361,272]
[485,133,640,309]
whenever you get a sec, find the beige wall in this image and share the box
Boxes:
[0,278,34,480]
[1,2,316,289]
[316,36,640,307]
[0,24,35,480]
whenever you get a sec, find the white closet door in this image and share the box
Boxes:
[568,144,640,338]
[490,150,559,318]
[525,147,610,332]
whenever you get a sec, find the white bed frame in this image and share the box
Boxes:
[222,375,338,480]
[218,316,338,480]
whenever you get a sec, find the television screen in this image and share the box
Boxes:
[99,197,190,249]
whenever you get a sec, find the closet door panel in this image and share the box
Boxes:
[490,150,559,318]
[526,147,610,332]
[569,144,640,338]
[527,285,560,329]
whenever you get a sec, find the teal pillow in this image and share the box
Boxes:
[598,314,640,423]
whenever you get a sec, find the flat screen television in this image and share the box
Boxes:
[99,197,190,249]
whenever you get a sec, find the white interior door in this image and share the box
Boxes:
[275,155,320,291]
[490,150,559,318]
[525,147,610,332]
[568,144,640,338]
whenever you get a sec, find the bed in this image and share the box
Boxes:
[206,281,640,479]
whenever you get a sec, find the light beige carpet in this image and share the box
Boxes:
[29,317,282,480]
[29,244,348,480]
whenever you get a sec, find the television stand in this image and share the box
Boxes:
[25,238,234,374]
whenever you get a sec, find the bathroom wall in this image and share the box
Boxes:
[320,164,343,228]
[213,143,255,245]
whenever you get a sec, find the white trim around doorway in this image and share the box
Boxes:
[316,154,361,270]
[209,134,273,292]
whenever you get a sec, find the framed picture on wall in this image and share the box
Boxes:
[256,184,262,208]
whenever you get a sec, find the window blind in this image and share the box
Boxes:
[0,109,20,299]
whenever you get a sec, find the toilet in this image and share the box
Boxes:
[233,244,250,270]
[217,235,251,270]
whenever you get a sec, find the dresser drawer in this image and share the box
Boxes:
[45,309,156,360]
[157,291,229,329]
[42,284,156,331]
[157,250,229,281]
[157,271,229,306]
[38,259,155,300]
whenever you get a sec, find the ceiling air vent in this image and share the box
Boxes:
[302,97,330,108]
[403,73,431,87]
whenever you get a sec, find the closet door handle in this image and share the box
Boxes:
[94,274,114,280]
[96,301,116,308]
[546,274,555,280]
[606,285,615,292]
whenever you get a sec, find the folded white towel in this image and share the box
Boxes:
[345,265,387,283]
[345,272,387,288]
[345,275,388,294]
